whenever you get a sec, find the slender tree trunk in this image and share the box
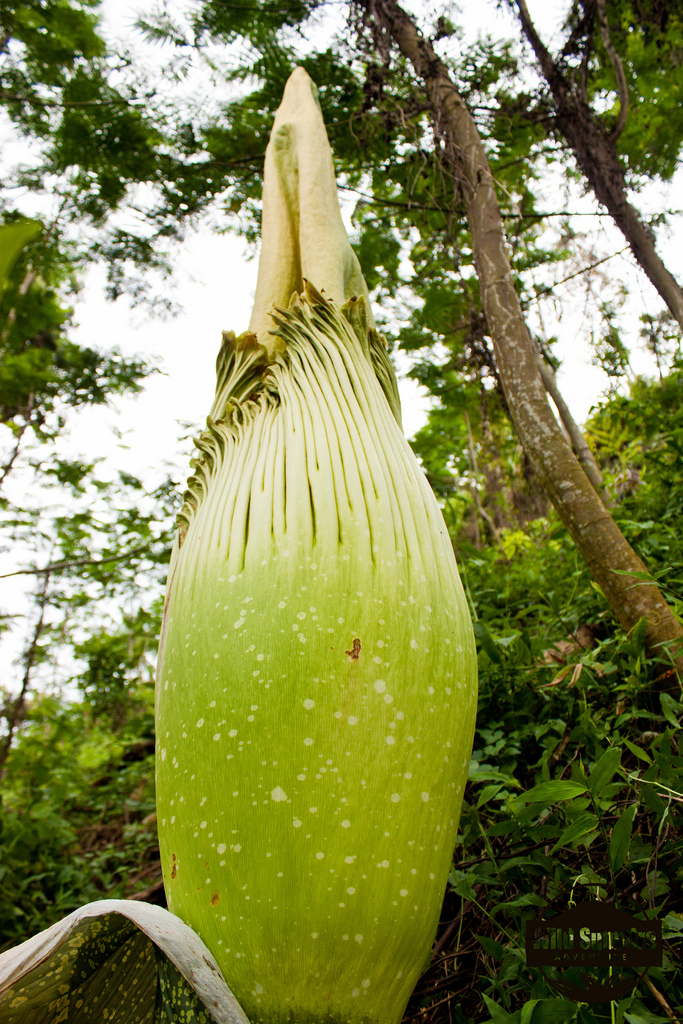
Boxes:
[0,572,50,771]
[515,0,683,332]
[534,349,609,500]
[359,0,683,690]
[464,410,506,556]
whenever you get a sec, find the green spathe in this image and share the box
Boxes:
[156,69,477,1024]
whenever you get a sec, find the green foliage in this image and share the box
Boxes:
[595,0,683,181]
[0,220,42,294]
[0,467,176,950]
[0,698,157,951]
[0,224,151,439]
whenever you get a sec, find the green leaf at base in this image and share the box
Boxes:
[0,899,250,1024]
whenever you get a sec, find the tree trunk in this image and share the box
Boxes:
[515,0,683,332]
[534,348,610,501]
[359,0,683,690]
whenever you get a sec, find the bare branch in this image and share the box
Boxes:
[0,415,30,492]
[534,245,630,298]
[596,0,629,141]
[0,572,51,770]
[0,544,150,580]
[0,90,141,108]
[535,346,610,500]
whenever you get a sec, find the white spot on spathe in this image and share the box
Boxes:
[213,734,221,741]
[400,889,408,897]
[303,699,315,710]
[233,844,242,853]
[347,887,356,895]
[341,820,351,828]
[161,749,166,761]
[355,934,363,944]
[293,819,302,828]
[347,716,358,726]
[297,773,306,781]
[338,617,345,624]
[344,855,356,863]
[217,844,226,854]
[271,787,287,802]
[311,932,318,939]
[422,792,430,802]
[278,601,286,609]
[390,793,401,803]
[410,639,418,650]
[385,736,395,745]
[304,737,313,746]
[254,983,263,995]
[297,612,306,620]
[234,618,245,629]
[196,719,204,728]
[316,852,324,860]
[351,989,360,998]
[229,729,237,738]
[378,860,389,868]
[384,694,393,704]
[361,979,370,989]
[373,680,386,693]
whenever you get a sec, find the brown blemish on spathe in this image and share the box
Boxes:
[171,853,177,880]
[211,891,220,906]
[345,638,361,661]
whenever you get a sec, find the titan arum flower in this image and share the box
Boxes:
[155,68,477,1024]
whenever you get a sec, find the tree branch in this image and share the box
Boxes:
[338,182,610,219]
[0,572,51,770]
[0,413,30,492]
[515,0,564,92]
[0,90,141,108]
[0,544,149,579]
[596,0,629,141]
[464,411,506,555]
[534,346,609,499]
[533,246,630,298]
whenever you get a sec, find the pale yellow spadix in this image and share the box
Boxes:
[248,67,375,349]
[156,66,477,1024]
